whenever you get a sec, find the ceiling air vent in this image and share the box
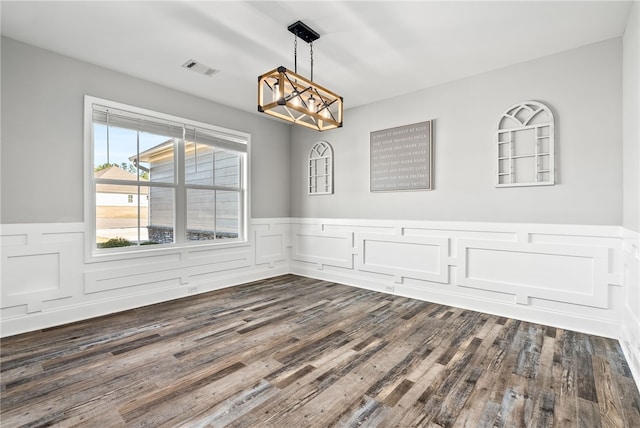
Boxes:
[181,59,219,77]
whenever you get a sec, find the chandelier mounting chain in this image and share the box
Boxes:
[293,33,298,74]
[310,42,314,82]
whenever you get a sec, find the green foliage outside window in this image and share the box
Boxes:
[98,237,132,248]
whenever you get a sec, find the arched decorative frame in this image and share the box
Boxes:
[497,101,555,187]
[308,141,333,195]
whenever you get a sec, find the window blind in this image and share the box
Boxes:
[92,104,247,153]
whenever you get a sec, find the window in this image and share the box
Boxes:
[308,141,333,195]
[85,96,248,254]
[497,101,555,187]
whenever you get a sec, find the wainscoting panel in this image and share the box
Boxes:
[457,239,609,308]
[356,234,449,284]
[1,223,83,314]
[84,250,252,294]
[254,227,288,268]
[291,227,354,270]
[0,220,289,337]
[621,228,640,389]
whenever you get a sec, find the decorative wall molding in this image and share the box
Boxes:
[620,228,640,390]
[0,220,289,337]
[457,239,609,308]
[355,233,449,285]
[254,227,288,268]
[1,223,84,314]
[84,250,252,294]
[291,227,354,270]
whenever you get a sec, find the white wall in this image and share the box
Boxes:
[621,1,640,393]
[290,38,623,226]
[623,2,640,233]
[0,37,291,223]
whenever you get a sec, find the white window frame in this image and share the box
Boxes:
[84,95,250,262]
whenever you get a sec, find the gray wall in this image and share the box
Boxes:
[623,3,639,232]
[290,38,623,226]
[0,37,290,223]
[1,35,630,228]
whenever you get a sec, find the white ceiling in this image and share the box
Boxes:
[1,1,633,115]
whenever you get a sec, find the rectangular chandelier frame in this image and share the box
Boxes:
[258,66,343,132]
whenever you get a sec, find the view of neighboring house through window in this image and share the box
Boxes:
[87,96,248,252]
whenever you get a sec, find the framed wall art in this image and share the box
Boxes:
[370,120,432,192]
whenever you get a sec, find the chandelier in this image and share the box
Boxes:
[258,21,343,131]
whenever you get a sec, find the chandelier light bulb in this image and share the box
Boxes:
[308,95,317,113]
[321,103,330,119]
[291,90,300,107]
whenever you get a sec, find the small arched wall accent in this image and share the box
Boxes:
[497,101,555,187]
[308,141,333,195]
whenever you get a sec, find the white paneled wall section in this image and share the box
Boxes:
[0,219,290,337]
[621,228,640,386]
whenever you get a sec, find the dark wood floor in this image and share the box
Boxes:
[1,275,639,427]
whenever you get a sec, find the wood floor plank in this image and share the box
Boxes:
[439,321,508,426]
[577,396,603,428]
[2,274,639,427]
[231,347,364,426]
[552,329,579,426]
[144,359,281,428]
[592,355,626,428]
